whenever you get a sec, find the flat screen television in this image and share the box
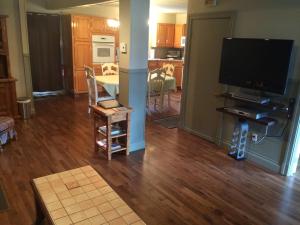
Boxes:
[219,38,294,95]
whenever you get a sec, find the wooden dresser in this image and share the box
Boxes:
[0,15,18,118]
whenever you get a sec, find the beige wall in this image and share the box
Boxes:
[184,0,300,172]
[157,13,176,23]
[0,0,27,97]
[176,13,187,24]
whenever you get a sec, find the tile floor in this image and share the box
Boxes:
[33,166,145,225]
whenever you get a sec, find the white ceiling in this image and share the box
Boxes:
[98,0,187,13]
[151,0,187,13]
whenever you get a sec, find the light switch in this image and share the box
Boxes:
[120,42,127,54]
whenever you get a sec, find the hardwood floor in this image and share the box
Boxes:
[0,95,300,225]
[147,91,181,121]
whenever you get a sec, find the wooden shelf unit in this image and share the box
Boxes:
[216,107,276,126]
[0,15,18,118]
[91,105,132,160]
[216,92,293,126]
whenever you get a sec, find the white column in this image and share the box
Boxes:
[119,0,150,151]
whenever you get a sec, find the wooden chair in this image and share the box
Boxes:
[84,66,114,113]
[147,68,167,114]
[101,63,119,75]
[163,63,175,77]
[162,63,175,107]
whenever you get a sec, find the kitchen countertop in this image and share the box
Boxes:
[148,58,184,62]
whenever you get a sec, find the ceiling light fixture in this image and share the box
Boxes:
[107,19,120,28]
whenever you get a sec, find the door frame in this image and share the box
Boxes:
[179,11,236,130]
[281,85,300,176]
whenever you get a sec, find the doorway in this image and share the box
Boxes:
[147,7,187,128]
[27,12,64,96]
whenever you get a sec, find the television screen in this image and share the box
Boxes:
[219,38,294,95]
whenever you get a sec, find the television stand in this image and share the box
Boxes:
[228,92,270,104]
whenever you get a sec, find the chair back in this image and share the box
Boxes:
[102,63,119,75]
[84,66,98,105]
[148,68,166,95]
[163,63,175,77]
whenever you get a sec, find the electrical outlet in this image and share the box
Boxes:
[251,133,258,142]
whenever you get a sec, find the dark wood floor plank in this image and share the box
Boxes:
[0,95,299,225]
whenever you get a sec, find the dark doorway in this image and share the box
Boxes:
[27,12,63,93]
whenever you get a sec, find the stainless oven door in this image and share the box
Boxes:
[92,43,115,63]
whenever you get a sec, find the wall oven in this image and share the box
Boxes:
[92,35,115,64]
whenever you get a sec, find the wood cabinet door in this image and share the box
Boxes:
[74,41,92,70]
[174,24,184,48]
[156,24,167,47]
[174,66,183,88]
[74,70,88,93]
[166,24,175,47]
[91,17,106,34]
[0,83,10,116]
[183,24,187,36]
[73,16,91,42]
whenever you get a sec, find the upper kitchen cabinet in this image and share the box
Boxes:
[91,17,118,35]
[156,23,175,48]
[72,15,91,42]
[174,24,186,48]
[91,17,106,34]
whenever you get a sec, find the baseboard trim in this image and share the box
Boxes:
[183,126,281,173]
[221,139,281,173]
[182,126,215,142]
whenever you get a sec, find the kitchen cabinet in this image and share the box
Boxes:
[62,14,119,95]
[72,15,91,42]
[90,17,106,34]
[74,41,92,70]
[74,70,88,93]
[174,24,186,48]
[156,23,175,48]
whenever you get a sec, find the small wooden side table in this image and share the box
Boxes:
[90,105,132,160]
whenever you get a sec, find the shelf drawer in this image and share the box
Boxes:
[111,113,127,123]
